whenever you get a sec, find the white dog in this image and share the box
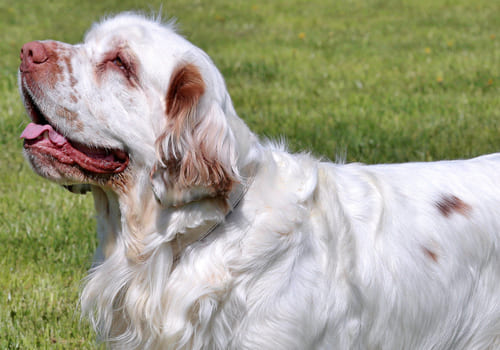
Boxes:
[19,12,500,349]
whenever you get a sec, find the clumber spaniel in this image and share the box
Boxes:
[19,12,500,350]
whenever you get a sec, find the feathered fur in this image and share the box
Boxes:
[18,12,500,349]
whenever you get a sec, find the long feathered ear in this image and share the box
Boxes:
[150,62,239,207]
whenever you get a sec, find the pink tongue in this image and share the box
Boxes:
[20,123,67,146]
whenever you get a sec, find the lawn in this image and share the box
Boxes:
[1,0,499,348]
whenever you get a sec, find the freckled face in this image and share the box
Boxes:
[19,40,130,186]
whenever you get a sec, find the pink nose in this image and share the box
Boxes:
[20,41,48,72]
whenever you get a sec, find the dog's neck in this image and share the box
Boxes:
[90,162,257,265]
[90,112,262,264]
[169,161,258,260]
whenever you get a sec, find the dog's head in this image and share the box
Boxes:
[19,13,249,207]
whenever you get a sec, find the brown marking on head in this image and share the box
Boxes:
[96,46,139,88]
[152,62,237,206]
[423,246,438,263]
[56,106,83,131]
[63,55,73,76]
[166,63,205,135]
[56,106,78,120]
[44,42,68,89]
[435,194,471,218]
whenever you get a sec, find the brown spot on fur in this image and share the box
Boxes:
[64,55,73,75]
[44,42,70,89]
[56,106,83,131]
[435,194,471,218]
[423,247,438,262]
[166,63,205,133]
[56,106,78,120]
[49,66,64,88]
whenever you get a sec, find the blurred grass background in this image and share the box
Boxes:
[0,0,499,348]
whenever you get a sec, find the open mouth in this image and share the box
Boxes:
[20,89,129,175]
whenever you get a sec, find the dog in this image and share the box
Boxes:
[19,12,500,349]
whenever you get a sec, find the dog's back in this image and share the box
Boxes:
[313,153,500,348]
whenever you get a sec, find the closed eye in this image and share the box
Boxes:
[97,48,138,85]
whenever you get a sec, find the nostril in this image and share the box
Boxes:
[20,41,48,65]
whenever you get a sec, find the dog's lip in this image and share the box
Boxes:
[20,88,129,174]
[21,122,129,174]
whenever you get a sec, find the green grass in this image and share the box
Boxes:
[1,0,499,347]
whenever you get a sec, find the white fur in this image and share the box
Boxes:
[20,13,500,349]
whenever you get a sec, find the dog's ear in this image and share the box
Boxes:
[150,62,239,207]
